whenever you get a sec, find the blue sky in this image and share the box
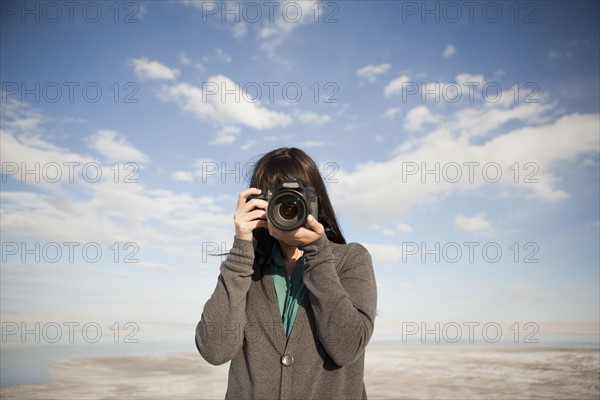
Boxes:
[1,0,599,385]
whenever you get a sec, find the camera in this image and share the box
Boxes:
[247,179,318,231]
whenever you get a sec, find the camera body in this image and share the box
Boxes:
[247,179,318,231]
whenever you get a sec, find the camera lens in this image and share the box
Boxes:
[279,201,298,220]
[268,191,307,231]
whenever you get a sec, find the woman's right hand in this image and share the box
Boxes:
[233,188,268,241]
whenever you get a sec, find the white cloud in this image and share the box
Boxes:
[549,50,561,59]
[455,73,485,87]
[172,171,194,182]
[195,63,206,73]
[202,47,233,64]
[180,1,320,66]
[384,75,411,97]
[384,107,401,120]
[1,103,235,260]
[158,77,292,130]
[1,130,95,193]
[493,69,506,79]
[373,222,413,235]
[1,135,232,252]
[300,140,323,148]
[363,243,405,264]
[130,58,180,81]
[454,213,492,233]
[181,0,318,63]
[240,140,257,151]
[6,117,40,131]
[330,111,600,225]
[193,158,218,183]
[404,106,440,131]
[443,44,457,58]
[396,223,413,233]
[1,184,231,251]
[295,110,331,125]
[177,52,192,66]
[1,99,44,132]
[256,0,325,62]
[214,48,232,64]
[548,49,573,60]
[453,101,554,137]
[87,130,151,164]
[210,126,240,145]
[356,63,391,83]
[232,22,248,39]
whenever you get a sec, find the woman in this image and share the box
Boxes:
[195,147,377,400]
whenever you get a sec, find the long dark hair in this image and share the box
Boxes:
[249,147,346,256]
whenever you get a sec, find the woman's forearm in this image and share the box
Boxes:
[195,237,256,365]
[300,235,378,367]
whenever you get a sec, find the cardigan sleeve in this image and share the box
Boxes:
[195,237,255,365]
[299,235,377,367]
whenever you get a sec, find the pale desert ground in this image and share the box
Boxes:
[1,344,598,399]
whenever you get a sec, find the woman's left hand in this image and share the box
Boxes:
[267,214,325,246]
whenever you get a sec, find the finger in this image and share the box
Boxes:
[250,198,268,210]
[305,214,325,235]
[250,219,268,230]
[234,208,266,225]
[236,188,263,210]
[238,199,268,215]
[247,208,267,221]
[236,199,267,219]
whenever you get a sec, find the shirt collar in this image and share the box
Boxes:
[261,242,305,269]
[271,241,284,267]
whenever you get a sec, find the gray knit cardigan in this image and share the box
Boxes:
[195,234,377,400]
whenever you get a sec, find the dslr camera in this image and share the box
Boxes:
[247,179,318,231]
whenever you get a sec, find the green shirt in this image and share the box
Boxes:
[270,243,307,339]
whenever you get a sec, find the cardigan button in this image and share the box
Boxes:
[281,354,294,367]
